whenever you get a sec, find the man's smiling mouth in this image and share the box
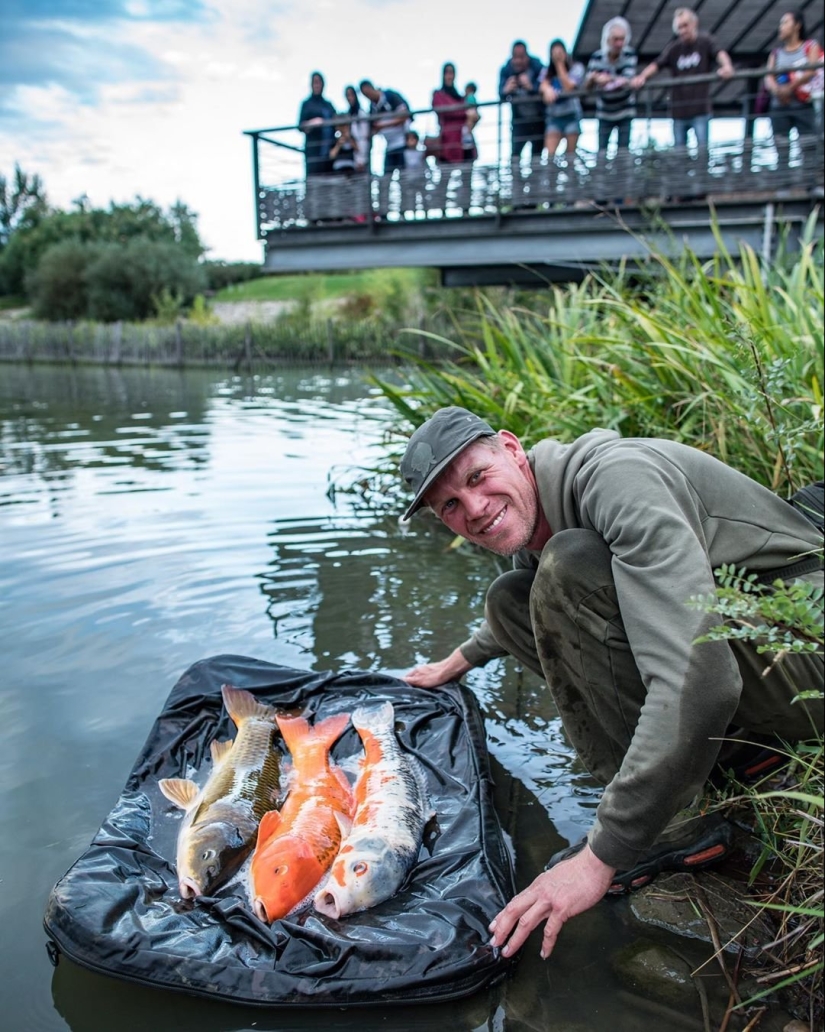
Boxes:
[480,507,507,534]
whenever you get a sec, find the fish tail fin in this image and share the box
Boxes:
[277,711,350,756]
[221,685,278,727]
[352,700,394,734]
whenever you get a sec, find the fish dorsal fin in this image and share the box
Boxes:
[210,738,234,765]
[221,684,278,728]
[257,808,282,844]
[158,778,199,810]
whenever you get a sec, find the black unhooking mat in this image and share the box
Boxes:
[43,655,517,1007]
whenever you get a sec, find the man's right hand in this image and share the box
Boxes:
[404,647,473,688]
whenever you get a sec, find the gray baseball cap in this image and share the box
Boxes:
[400,406,496,520]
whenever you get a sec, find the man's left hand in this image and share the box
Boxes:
[488,843,616,960]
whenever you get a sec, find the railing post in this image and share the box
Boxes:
[250,132,262,241]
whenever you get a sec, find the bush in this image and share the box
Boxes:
[27,239,103,320]
[85,239,207,323]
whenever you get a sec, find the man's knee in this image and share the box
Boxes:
[485,569,534,632]
[535,529,612,605]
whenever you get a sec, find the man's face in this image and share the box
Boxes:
[674,12,698,43]
[360,83,378,102]
[423,434,542,557]
[511,46,528,73]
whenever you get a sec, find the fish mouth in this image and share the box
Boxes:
[179,877,202,900]
[314,889,341,919]
[253,897,271,923]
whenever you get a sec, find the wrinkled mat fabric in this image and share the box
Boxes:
[44,655,516,1007]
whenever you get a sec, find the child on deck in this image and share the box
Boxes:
[462,82,480,160]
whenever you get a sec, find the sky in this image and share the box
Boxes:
[0,0,588,263]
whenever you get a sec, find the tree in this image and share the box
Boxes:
[27,239,102,320]
[0,164,47,249]
[85,238,207,322]
[0,193,207,298]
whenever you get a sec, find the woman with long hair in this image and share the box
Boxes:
[344,84,371,172]
[432,62,468,164]
[539,40,585,161]
[765,10,822,165]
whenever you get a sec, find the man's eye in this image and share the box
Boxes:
[442,499,456,513]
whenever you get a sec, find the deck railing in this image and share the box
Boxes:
[244,66,824,237]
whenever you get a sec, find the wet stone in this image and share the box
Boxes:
[611,938,695,1004]
[630,871,775,957]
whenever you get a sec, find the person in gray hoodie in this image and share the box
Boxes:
[400,406,823,961]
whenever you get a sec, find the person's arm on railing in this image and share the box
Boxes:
[630,60,659,92]
[716,49,734,79]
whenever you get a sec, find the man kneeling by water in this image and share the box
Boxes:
[399,407,824,960]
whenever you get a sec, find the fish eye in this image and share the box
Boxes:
[273,864,289,876]
[353,861,369,876]
[201,848,215,862]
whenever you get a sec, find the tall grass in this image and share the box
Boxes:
[376,221,824,493]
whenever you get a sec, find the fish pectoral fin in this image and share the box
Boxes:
[210,738,234,766]
[257,808,282,843]
[158,777,200,810]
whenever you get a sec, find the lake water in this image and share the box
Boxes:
[0,363,772,1032]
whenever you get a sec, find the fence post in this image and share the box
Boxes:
[245,321,253,370]
[326,318,335,363]
[174,320,184,366]
[111,321,122,365]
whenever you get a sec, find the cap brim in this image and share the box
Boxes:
[402,430,493,521]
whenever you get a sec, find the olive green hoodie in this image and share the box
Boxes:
[459,430,822,867]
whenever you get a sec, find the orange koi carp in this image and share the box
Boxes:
[250,711,353,923]
[314,701,431,919]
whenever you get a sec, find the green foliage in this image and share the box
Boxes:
[0,164,47,252]
[203,260,263,293]
[187,294,218,326]
[696,566,823,1021]
[28,239,102,320]
[151,287,186,325]
[84,238,207,323]
[0,193,205,300]
[374,229,824,494]
[692,563,824,657]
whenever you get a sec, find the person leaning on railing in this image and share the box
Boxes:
[585,16,637,154]
[631,7,733,149]
[764,9,823,167]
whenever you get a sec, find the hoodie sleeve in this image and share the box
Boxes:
[577,446,744,870]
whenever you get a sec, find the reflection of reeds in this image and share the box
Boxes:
[377,219,824,493]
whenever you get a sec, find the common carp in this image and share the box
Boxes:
[250,711,353,923]
[313,701,430,919]
[158,685,281,899]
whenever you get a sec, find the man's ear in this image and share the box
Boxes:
[498,429,527,463]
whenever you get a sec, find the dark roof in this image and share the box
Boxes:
[572,0,824,115]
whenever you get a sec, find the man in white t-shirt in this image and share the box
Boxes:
[359,80,412,174]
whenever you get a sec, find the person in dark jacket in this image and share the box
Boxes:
[298,72,337,177]
[499,40,545,160]
[399,406,823,962]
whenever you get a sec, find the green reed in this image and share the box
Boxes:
[378,221,823,494]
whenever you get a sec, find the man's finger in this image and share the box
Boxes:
[540,911,564,960]
[499,900,547,957]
